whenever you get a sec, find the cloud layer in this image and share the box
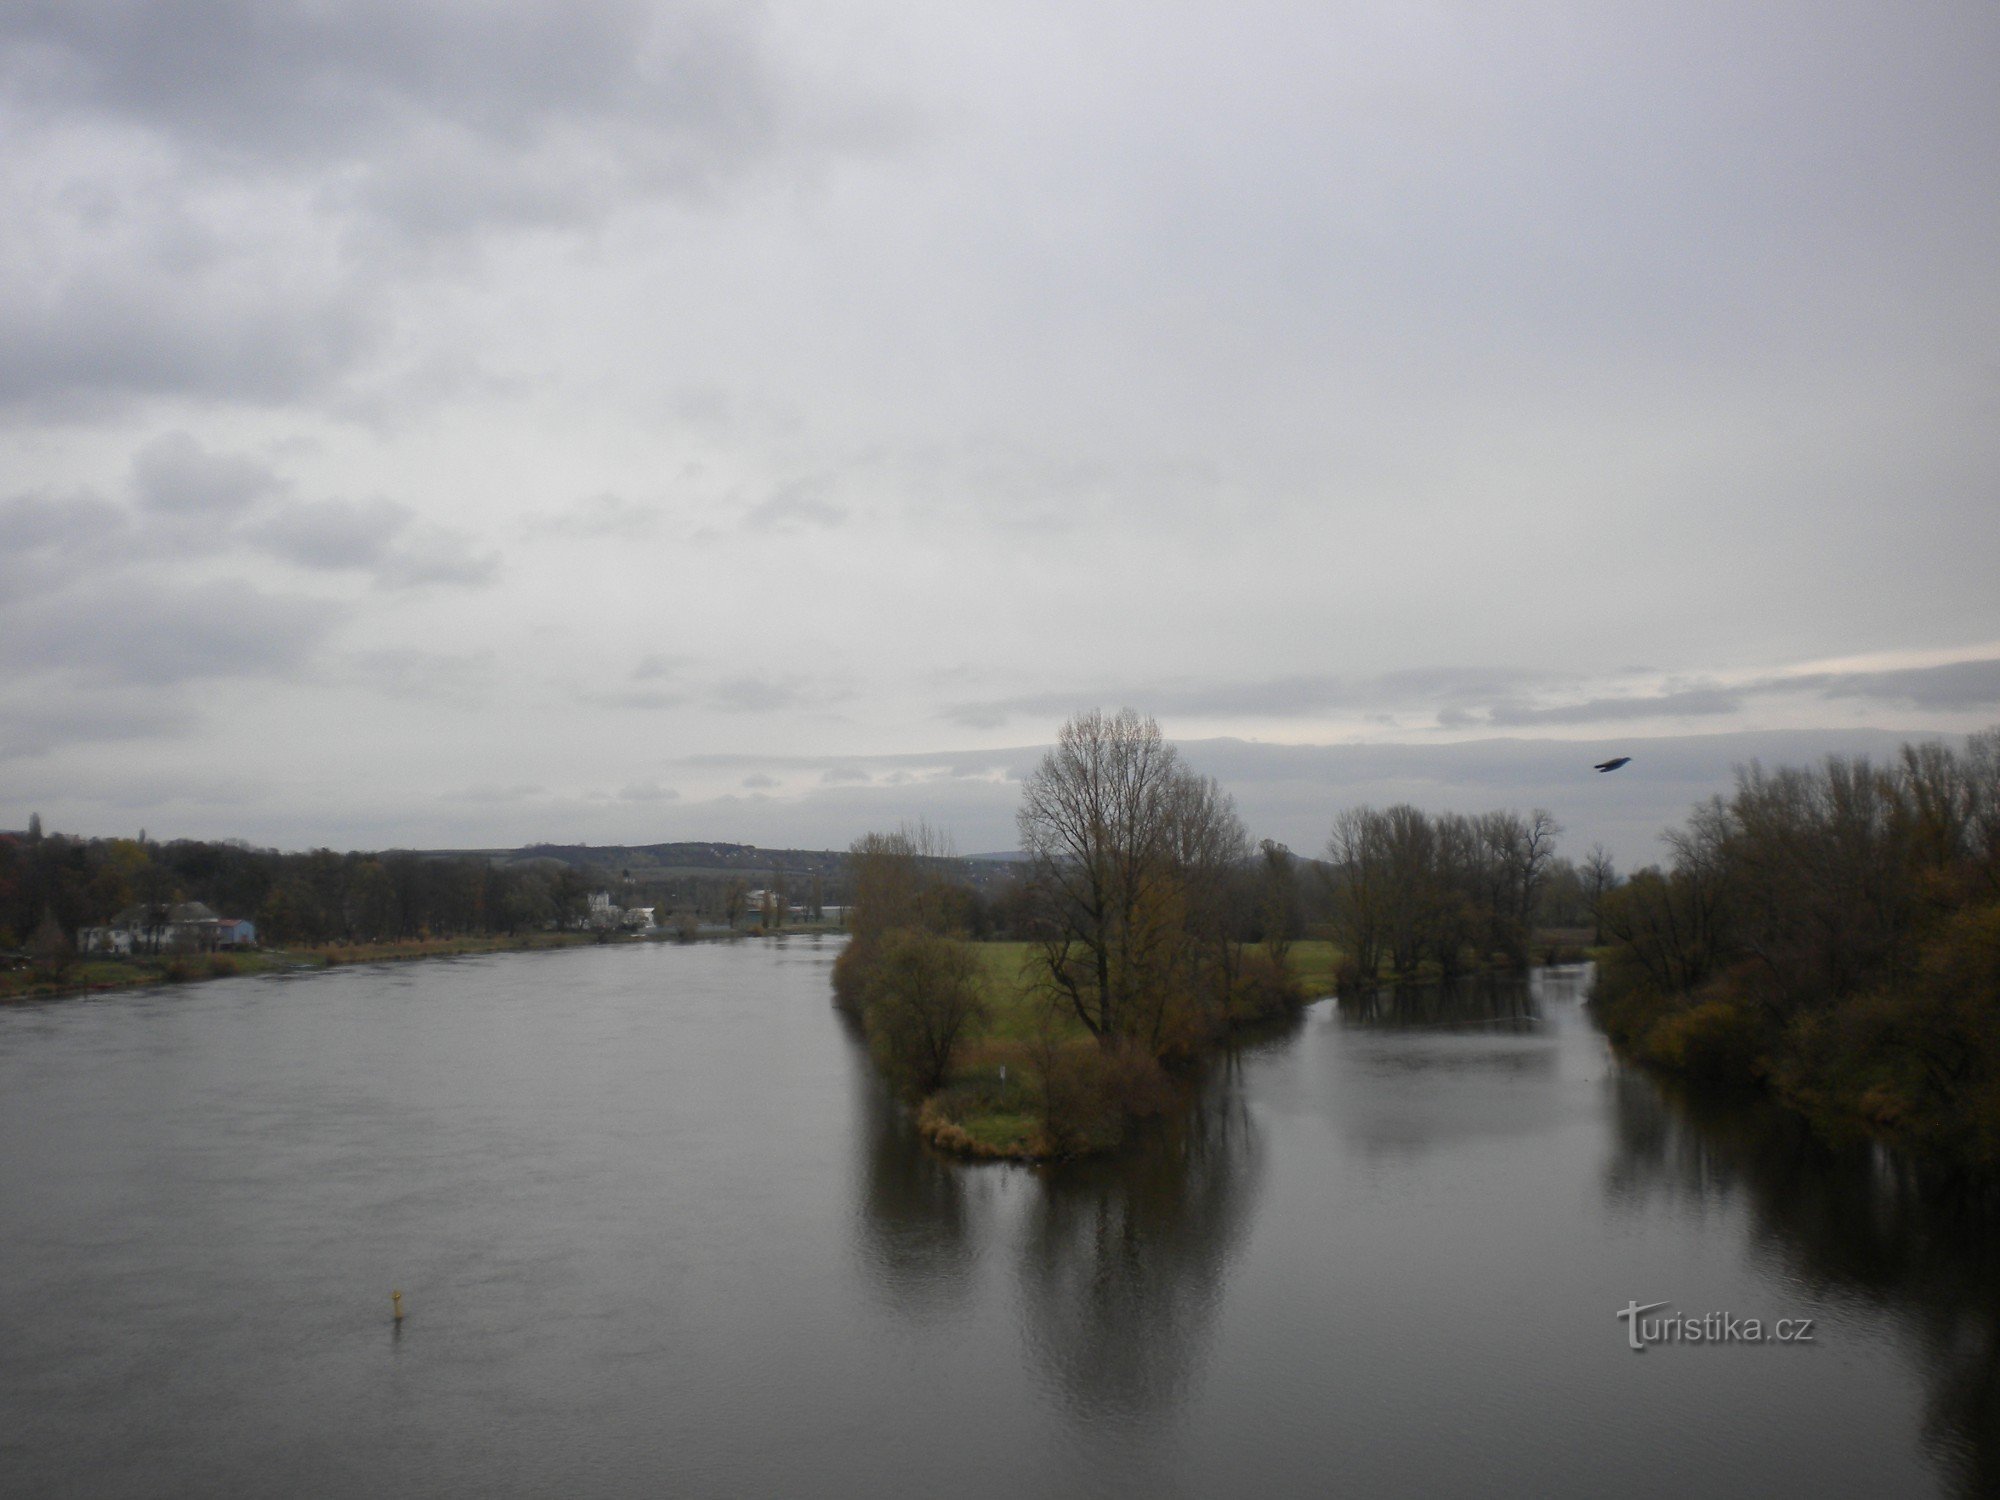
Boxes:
[2,2,1997,852]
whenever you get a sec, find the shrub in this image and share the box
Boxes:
[1231,949,1306,1024]
[863,930,987,1098]
[1641,999,1761,1085]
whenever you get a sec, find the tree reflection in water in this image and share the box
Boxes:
[847,1007,1270,1432]
[1604,1068,2000,1498]
[1337,970,1547,1032]
[846,1009,976,1318]
[1015,1065,1265,1424]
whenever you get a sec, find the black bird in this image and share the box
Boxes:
[1594,757,1631,773]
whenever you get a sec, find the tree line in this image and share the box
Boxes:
[1321,804,1571,983]
[1593,730,2000,1171]
[0,827,844,953]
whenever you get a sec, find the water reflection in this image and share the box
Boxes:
[1327,971,1568,1156]
[851,1058,975,1318]
[1016,1081,1264,1424]
[1337,970,1548,1032]
[844,1020,1268,1428]
[1604,1068,2000,1497]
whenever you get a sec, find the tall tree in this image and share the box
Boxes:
[1016,708,1251,1051]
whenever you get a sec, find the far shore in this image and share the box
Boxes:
[0,923,848,1003]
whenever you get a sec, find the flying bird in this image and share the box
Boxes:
[1594,757,1631,773]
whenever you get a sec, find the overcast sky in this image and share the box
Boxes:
[4,1,1997,867]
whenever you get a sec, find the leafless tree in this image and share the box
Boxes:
[1581,844,1618,944]
[1017,709,1251,1051]
[1017,709,1187,1046]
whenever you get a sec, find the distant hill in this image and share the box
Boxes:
[416,841,1023,886]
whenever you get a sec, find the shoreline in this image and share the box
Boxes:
[0,924,848,1004]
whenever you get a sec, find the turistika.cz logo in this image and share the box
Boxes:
[1616,1301,1815,1352]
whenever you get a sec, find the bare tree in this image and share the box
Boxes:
[1016,708,1188,1047]
[1325,807,1387,985]
[1256,839,1302,966]
[1161,766,1252,1026]
[1581,844,1618,944]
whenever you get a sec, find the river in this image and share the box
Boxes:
[2,941,1995,1497]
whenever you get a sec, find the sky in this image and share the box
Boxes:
[3,1,1997,869]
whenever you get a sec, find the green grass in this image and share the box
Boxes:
[1285,940,1342,999]
[956,1111,1041,1152]
[966,941,1081,1041]
[968,938,1341,1015]
[917,937,1342,1160]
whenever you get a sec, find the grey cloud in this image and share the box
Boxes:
[0,691,195,760]
[372,527,500,590]
[7,576,342,686]
[342,648,494,705]
[583,688,686,712]
[243,498,496,589]
[245,497,409,569]
[1795,657,2000,712]
[130,431,284,515]
[632,654,689,682]
[942,661,1990,734]
[0,490,131,596]
[2,2,867,246]
[441,782,548,804]
[942,667,1554,727]
[917,441,1225,534]
[0,3,897,412]
[617,781,679,802]
[708,675,807,713]
[0,256,380,413]
[744,480,845,531]
[2,2,777,172]
[680,747,1043,781]
[528,492,664,539]
[1486,688,1743,727]
[741,773,778,789]
[0,490,127,553]
[1493,659,2000,725]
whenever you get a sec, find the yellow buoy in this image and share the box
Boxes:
[391,1289,404,1322]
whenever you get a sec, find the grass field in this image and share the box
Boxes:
[910,937,1343,1160]
[965,939,1341,1025]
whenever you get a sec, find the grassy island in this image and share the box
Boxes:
[901,939,1341,1160]
[835,711,1325,1161]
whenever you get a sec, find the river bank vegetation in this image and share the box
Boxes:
[1592,729,2000,1172]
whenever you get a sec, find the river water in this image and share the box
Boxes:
[2,941,1995,1498]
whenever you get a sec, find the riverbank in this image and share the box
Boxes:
[1588,921,2000,1176]
[0,924,847,1004]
